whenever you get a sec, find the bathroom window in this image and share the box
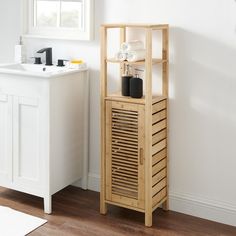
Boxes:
[22,0,94,40]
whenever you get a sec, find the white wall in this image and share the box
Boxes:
[1,0,236,227]
[0,1,21,62]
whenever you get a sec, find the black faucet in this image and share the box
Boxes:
[37,48,53,66]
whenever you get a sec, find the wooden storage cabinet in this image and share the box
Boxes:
[100,23,169,227]
[105,98,168,212]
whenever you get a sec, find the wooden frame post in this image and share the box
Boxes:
[144,28,153,227]
[162,27,169,211]
[120,27,126,77]
[100,26,108,214]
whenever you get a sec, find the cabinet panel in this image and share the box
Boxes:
[151,99,168,207]
[105,101,145,209]
[0,94,12,183]
[13,96,41,188]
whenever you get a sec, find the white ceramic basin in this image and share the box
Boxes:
[0,63,86,78]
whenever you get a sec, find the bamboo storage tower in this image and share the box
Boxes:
[100,23,169,227]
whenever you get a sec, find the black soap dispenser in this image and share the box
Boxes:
[130,69,143,98]
[121,65,133,96]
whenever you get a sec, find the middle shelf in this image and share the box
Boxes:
[105,92,167,105]
[106,58,168,66]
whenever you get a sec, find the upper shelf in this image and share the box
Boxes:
[106,58,168,66]
[101,24,169,30]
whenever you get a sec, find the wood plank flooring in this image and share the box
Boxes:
[0,186,235,236]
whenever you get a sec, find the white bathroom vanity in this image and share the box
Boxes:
[0,64,89,213]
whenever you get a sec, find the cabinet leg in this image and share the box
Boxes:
[44,195,52,214]
[145,211,152,227]
[100,198,107,215]
[162,198,169,211]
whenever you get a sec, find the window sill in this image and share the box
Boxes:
[22,34,93,41]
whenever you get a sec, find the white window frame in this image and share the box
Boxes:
[21,0,94,40]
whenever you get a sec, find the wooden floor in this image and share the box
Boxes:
[0,186,235,236]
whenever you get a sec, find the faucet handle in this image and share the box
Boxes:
[31,57,42,65]
[57,59,69,67]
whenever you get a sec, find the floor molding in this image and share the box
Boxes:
[87,173,100,192]
[169,192,236,227]
[85,173,236,227]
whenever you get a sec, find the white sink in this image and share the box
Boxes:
[0,63,87,78]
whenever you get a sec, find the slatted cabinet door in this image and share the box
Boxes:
[105,101,145,210]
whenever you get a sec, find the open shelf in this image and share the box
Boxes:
[105,92,167,105]
[106,58,167,66]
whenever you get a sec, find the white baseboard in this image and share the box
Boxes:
[85,173,236,227]
[72,176,88,190]
[87,173,100,192]
[169,192,236,227]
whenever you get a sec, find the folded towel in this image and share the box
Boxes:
[114,51,127,61]
[121,40,144,51]
[126,49,146,62]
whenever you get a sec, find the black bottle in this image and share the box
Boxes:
[130,74,143,98]
[121,65,133,96]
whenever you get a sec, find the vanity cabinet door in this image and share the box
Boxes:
[12,96,43,194]
[0,94,12,184]
[105,101,145,210]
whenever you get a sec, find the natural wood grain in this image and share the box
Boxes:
[119,27,126,77]
[152,100,166,114]
[105,101,148,210]
[162,27,169,211]
[105,101,112,201]
[100,26,108,214]
[152,169,167,186]
[152,187,167,207]
[144,27,153,227]
[152,178,167,197]
[106,58,168,66]
[105,92,167,105]
[1,186,235,236]
[152,120,167,135]
[152,159,167,177]
[152,129,167,145]
[138,106,145,209]
[101,24,170,227]
[152,110,167,124]
[101,23,169,29]
[152,139,167,156]
[152,148,167,166]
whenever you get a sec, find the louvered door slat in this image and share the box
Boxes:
[112,134,138,142]
[112,139,137,145]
